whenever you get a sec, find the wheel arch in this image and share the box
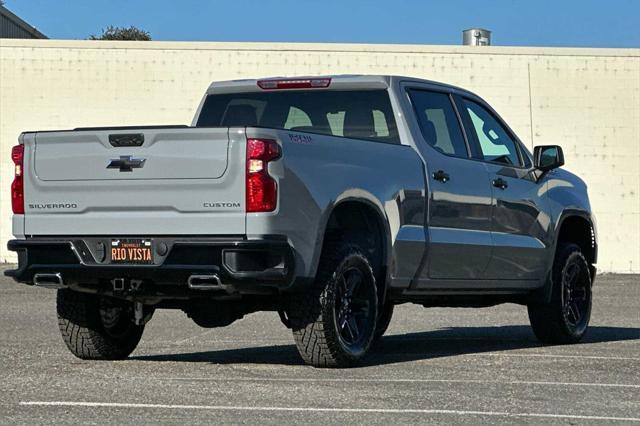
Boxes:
[531,210,597,304]
[554,211,597,266]
[312,196,393,303]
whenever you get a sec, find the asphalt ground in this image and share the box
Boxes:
[0,268,638,425]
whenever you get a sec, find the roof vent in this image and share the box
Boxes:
[462,28,491,46]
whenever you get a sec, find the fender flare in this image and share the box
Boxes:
[310,194,393,303]
[530,209,597,304]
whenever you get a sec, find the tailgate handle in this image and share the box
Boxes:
[109,133,144,147]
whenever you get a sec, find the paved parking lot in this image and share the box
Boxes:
[0,268,638,424]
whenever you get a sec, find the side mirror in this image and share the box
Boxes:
[534,145,564,172]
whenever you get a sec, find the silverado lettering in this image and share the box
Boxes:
[28,203,78,209]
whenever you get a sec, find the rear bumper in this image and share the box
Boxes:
[5,237,295,292]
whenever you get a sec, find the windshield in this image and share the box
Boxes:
[195,89,400,144]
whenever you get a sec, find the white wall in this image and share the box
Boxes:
[1,39,638,272]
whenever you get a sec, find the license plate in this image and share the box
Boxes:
[110,239,153,264]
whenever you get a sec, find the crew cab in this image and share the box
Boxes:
[6,75,597,367]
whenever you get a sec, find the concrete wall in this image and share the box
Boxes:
[1,39,639,272]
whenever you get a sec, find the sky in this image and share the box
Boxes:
[4,0,640,48]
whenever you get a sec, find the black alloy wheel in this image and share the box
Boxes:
[334,265,377,351]
[560,256,591,333]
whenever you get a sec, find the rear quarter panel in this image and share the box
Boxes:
[244,127,426,281]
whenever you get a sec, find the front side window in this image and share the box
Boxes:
[408,90,468,158]
[463,99,522,166]
[196,90,400,144]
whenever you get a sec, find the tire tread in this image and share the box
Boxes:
[56,289,143,360]
[528,243,592,344]
[289,238,377,368]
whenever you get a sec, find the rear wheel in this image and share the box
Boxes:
[528,243,592,344]
[374,301,394,340]
[57,289,145,360]
[289,241,378,368]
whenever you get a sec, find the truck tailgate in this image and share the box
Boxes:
[22,127,246,236]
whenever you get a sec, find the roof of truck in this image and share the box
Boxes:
[206,75,475,96]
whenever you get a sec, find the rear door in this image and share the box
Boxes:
[456,96,548,280]
[404,87,494,281]
[23,127,246,236]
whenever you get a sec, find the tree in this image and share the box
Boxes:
[89,26,151,41]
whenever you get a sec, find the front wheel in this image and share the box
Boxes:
[57,289,145,360]
[288,242,378,368]
[528,243,592,344]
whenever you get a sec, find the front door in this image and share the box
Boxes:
[458,97,549,281]
[406,88,494,280]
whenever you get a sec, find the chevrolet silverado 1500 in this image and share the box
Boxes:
[6,75,597,367]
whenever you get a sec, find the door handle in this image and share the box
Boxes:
[492,178,508,190]
[432,170,450,183]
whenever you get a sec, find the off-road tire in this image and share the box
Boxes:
[528,243,592,344]
[57,289,144,360]
[289,241,378,368]
[374,301,394,340]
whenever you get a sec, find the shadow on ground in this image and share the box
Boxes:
[132,325,640,366]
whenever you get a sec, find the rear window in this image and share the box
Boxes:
[196,90,400,144]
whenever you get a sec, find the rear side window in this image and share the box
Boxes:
[196,90,400,144]
[408,90,468,158]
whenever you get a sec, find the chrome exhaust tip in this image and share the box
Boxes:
[187,274,223,290]
[33,273,65,289]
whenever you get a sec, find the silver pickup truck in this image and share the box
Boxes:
[6,75,597,367]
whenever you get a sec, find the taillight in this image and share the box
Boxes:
[11,144,25,214]
[246,138,280,212]
[257,78,331,90]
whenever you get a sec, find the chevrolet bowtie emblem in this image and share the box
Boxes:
[107,155,146,172]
